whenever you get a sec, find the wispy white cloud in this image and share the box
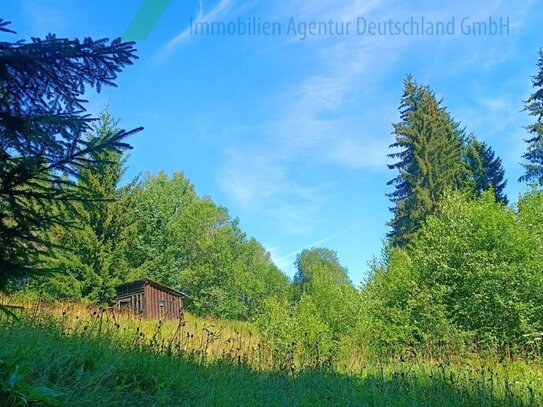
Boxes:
[216,1,398,236]
[265,246,294,272]
[328,137,392,169]
[215,0,535,237]
[162,0,232,52]
[267,223,360,273]
[218,147,323,235]
[278,224,359,261]
[218,148,287,208]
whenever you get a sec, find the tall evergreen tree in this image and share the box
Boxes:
[387,75,469,246]
[38,110,138,302]
[520,49,543,186]
[466,138,508,204]
[0,19,141,289]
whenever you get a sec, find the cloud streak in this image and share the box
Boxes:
[273,223,360,264]
[216,1,401,239]
[164,0,232,52]
[164,0,537,268]
[218,147,324,235]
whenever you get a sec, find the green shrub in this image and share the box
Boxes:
[360,191,543,356]
[359,248,460,356]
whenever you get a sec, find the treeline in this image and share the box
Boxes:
[257,52,543,358]
[361,52,543,355]
[2,17,543,359]
[0,20,288,321]
[28,111,290,320]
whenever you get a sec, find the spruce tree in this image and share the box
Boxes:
[466,138,508,204]
[387,76,469,246]
[38,110,138,302]
[520,49,543,186]
[0,19,141,288]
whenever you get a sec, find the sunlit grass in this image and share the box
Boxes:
[1,300,542,406]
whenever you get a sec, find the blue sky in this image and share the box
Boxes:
[4,0,543,284]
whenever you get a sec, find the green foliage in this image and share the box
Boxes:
[1,313,542,406]
[124,171,197,282]
[34,110,138,303]
[256,298,296,354]
[25,163,289,318]
[411,192,543,351]
[0,19,140,289]
[359,249,457,355]
[257,248,358,364]
[293,248,360,337]
[466,137,508,204]
[0,361,61,406]
[387,75,470,246]
[294,294,333,360]
[520,49,543,186]
[294,248,351,290]
[124,172,290,320]
[363,191,543,355]
[257,295,334,360]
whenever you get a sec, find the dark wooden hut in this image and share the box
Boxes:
[115,279,186,320]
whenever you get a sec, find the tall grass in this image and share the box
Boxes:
[1,301,542,406]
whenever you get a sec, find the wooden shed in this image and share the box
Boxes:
[115,279,186,320]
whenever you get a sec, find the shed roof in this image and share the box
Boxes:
[116,278,189,298]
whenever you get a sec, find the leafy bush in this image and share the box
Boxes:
[256,295,334,366]
[294,294,333,363]
[360,191,543,356]
[293,248,360,337]
[256,298,296,355]
[412,192,543,352]
[359,248,459,356]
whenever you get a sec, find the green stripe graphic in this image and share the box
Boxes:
[123,0,172,41]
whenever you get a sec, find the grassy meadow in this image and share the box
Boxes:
[3,8,543,407]
[1,301,542,406]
